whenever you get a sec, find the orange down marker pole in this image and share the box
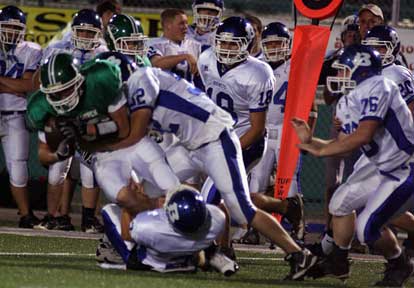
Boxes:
[274,25,330,220]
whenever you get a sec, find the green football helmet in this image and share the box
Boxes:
[40,52,85,115]
[105,14,148,57]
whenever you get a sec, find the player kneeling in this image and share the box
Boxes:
[98,185,238,276]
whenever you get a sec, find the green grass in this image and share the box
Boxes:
[0,234,412,288]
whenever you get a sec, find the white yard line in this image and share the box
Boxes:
[0,227,101,240]
[0,252,95,256]
[0,252,385,264]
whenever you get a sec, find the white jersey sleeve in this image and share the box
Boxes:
[126,67,161,112]
[147,37,201,83]
[246,62,274,112]
[383,64,414,105]
[0,41,42,111]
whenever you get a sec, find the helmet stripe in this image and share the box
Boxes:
[48,53,57,85]
[127,15,137,34]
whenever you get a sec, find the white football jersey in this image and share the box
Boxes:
[197,48,275,137]
[147,36,201,82]
[42,38,108,66]
[336,75,414,172]
[0,41,42,111]
[383,63,414,104]
[266,60,290,129]
[130,205,224,270]
[186,24,215,48]
[126,67,234,150]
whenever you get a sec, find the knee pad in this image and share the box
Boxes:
[48,159,71,186]
[328,185,352,216]
[8,160,28,187]
[94,159,130,203]
[80,163,96,189]
[132,137,179,192]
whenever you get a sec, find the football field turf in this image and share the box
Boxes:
[1,231,411,288]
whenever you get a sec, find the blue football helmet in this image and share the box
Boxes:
[71,9,103,51]
[261,22,291,63]
[0,5,26,51]
[327,44,382,94]
[192,0,224,32]
[165,186,209,235]
[362,25,400,66]
[214,16,255,65]
[95,51,137,82]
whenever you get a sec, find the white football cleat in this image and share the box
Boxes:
[209,251,239,276]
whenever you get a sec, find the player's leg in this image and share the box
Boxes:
[129,136,180,201]
[249,135,305,241]
[311,160,379,280]
[389,211,414,255]
[355,165,414,286]
[36,158,72,230]
[100,204,134,265]
[79,162,103,233]
[197,129,317,280]
[2,114,38,228]
[94,137,178,214]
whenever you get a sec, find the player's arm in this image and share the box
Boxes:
[38,137,74,166]
[103,107,152,151]
[151,54,198,74]
[292,117,379,157]
[408,101,414,116]
[38,141,60,165]
[0,71,38,95]
[239,111,266,149]
[32,69,41,91]
[121,208,133,241]
[76,105,131,152]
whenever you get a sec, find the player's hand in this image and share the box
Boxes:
[55,137,75,161]
[59,123,78,140]
[334,117,343,132]
[185,54,199,76]
[56,118,79,140]
[291,117,312,144]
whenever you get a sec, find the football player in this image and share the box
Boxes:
[104,13,151,67]
[247,22,318,242]
[186,0,224,48]
[36,9,108,232]
[293,44,414,285]
[362,25,414,111]
[148,9,201,83]
[197,17,273,248]
[0,5,42,228]
[114,63,317,280]
[28,52,180,220]
[100,186,238,275]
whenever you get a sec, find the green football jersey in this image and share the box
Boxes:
[28,60,122,130]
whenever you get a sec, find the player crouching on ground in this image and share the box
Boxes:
[100,185,238,275]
